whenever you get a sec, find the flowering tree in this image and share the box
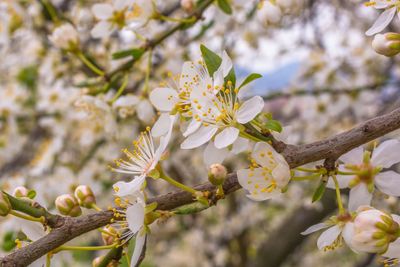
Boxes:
[1,0,400,266]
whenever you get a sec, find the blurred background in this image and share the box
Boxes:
[1,0,399,266]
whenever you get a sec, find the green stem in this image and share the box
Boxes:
[98,247,123,267]
[337,170,357,175]
[9,210,44,223]
[110,74,128,104]
[332,175,345,214]
[41,0,59,24]
[53,243,117,253]
[46,253,51,267]
[77,52,105,76]
[239,131,264,142]
[159,170,197,195]
[143,49,153,94]
[158,14,196,23]
[296,167,321,173]
[291,173,321,181]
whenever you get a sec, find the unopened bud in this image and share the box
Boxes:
[0,192,11,216]
[372,33,400,57]
[208,164,227,186]
[101,226,118,245]
[181,0,194,13]
[13,186,29,198]
[92,256,119,267]
[74,185,96,208]
[55,194,82,217]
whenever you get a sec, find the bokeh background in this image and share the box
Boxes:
[1,0,399,266]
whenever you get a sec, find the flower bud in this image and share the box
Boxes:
[92,256,119,267]
[74,185,96,208]
[0,192,11,216]
[49,24,79,51]
[181,0,194,13]
[372,33,400,57]
[208,164,227,186]
[13,186,29,198]
[348,207,400,254]
[55,194,82,217]
[101,226,118,245]
[257,1,282,26]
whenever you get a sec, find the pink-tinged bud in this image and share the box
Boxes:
[181,0,194,13]
[74,185,96,208]
[208,164,227,186]
[13,186,29,198]
[101,226,118,245]
[92,256,119,267]
[55,194,82,217]
[372,33,400,57]
[348,207,400,254]
[0,192,11,216]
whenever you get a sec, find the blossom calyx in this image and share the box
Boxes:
[55,194,82,217]
[0,192,11,216]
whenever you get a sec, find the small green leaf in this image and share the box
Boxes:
[217,0,233,14]
[200,44,222,77]
[112,48,145,60]
[224,67,236,88]
[238,73,262,89]
[265,120,282,133]
[312,180,327,203]
[27,190,36,199]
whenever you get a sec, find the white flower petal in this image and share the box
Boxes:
[375,171,400,196]
[126,203,145,234]
[326,169,353,189]
[252,142,287,169]
[203,142,229,166]
[20,220,45,241]
[91,21,113,38]
[213,51,233,87]
[342,222,355,249]
[231,137,249,154]
[181,126,218,149]
[371,139,400,168]
[149,87,179,112]
[301,223,329,235]
[130,234,146,267]
[115,0,134,11]
[317,225,341,250]
[348,183,373,212]
[214,127,239,149]
[182,119,202,137]
[113,176,146,197]
[237,168,280,201]
[236,96,264,124]
[151,113,172,137]
[366,7,396,36]
[137,99,155,124]
[91,4,113,19]
[339,146,364,165]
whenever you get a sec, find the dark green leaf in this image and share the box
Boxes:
[217,0,233,14]
[265,120,282,133]
[112,48,145,60]
[238,73,262,89]
[312,180,327,203]
[200,44,222,77]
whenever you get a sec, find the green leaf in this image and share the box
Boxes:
[224,67,236,88]
[2,231,17,252]
[217,0,233,14]
[200,44,222,77]
[112,48,145,60]
[238,73,262,89]
[27,190,36,199]
[265,120,282,133]
[312,180,327,203]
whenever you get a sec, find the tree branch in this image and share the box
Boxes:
[2,107,400,266]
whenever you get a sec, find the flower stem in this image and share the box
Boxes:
[53,243,117,253]
[9,210,44,223]
[332,175,345,214]
[46,253,51,267]
[337,170,357,175]
[159,170,197,195]
[77,52,105,76]
[110,74,128,104]
[239,131,264,142]
[158,14,196,23]
[291,173,321,181]
[143,49,153,94]
[90,203,103,212]
[296,167,321,173]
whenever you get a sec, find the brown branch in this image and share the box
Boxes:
[2,107,400,266]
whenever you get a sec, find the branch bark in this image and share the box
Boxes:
[2,107,400,266]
